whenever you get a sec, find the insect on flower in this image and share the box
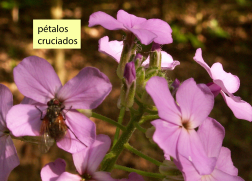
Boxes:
[36,98,86,153]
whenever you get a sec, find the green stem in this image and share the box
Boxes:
[91,112,126,131]
[139,114,159,125]
[114,164,165,179]
[113,107,126,147]
[124,143,162,166]
[101,107,144,172]
[134,122,147,133]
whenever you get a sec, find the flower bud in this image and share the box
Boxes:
[117,32,137,79]
[119,61,136,109]
[124,61,136,86]
[149,42,162,69]
[134,53,143,69]
[159,160,184,181]
[171,79,180,96]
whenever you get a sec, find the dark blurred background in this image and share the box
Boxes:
[0,0,252,180]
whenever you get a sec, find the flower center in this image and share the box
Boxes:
[181,120,192,130]
[81,173,92,180]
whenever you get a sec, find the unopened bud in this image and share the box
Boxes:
[171,79,180,96]
[134,53,143,69]
[124,61,136,86]
[149,42,162,69]
[119,62,136,109]
[136,67,145,94]
[159,160,184,181]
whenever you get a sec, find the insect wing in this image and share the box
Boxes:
[40,132,55,153]
[40,117,55,153]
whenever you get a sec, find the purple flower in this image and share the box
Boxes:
[193,48,252,122]
[0,84,19,181]
[124,61,136,86]
[146,77,216,175]
[118,172,145,181]
[41,135,115,181]
[6,56,112,153]
[99,36,179,70]
[175,118,244,181]
[89,10,173,45]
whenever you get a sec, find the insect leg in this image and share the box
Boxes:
[61,106,72,120]
[66,124,87,147]
[35,105,43,120]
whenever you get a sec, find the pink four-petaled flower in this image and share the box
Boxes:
[175,118,244,181]
[89,10,173,45]
[6,56,112,153]
[146,76,216,175]
[193,48,252,122]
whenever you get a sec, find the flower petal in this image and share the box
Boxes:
[92,171,115,181]
[57,67,112,110]
[56,172,81,181]
[72,134,110,174]
[151,119,181,159]
[14,56,62,104]
[215,147,239,176]
[174,155,202,181]
[6,104,46,137]
[210,169,244,181]
[57,111,96,153]
[0,84,13,129]
[146,77,181,125]
[193,48,212,77]
[134,19,173,44]
[98,36,123,63]
[117,10,146,28]
[211,63,240,94]
[127,172,145,181]
[0,136,19,181]
[160,52,180,70]
[41,158,66,181]
[207,82,221,97]
[143,51,180,70]
[89,11,125,30]
[176,78,214,128]
[221,91,252,122]
[87,134,111,173]
[197,117,225,158]
[127,27,157,45]
[72,145,89,175]
[178,129,216,175]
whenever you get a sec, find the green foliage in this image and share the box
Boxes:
[207,19,230,39]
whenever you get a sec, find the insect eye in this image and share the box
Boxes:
[47,101,51,106]
[53,99,60,105]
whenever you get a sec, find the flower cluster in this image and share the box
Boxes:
[1,9,250,181]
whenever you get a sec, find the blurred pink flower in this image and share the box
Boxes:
[146,77,216,175]
[98,36,179,70]
[175,118,244,181]
[118,172,145,181]
[194,48,252,122]
[0,84,19,181]
[41,135,115,181]
[89,10,172,45]
[6,56,112,153]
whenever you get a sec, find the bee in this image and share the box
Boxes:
[36,98,85,153]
